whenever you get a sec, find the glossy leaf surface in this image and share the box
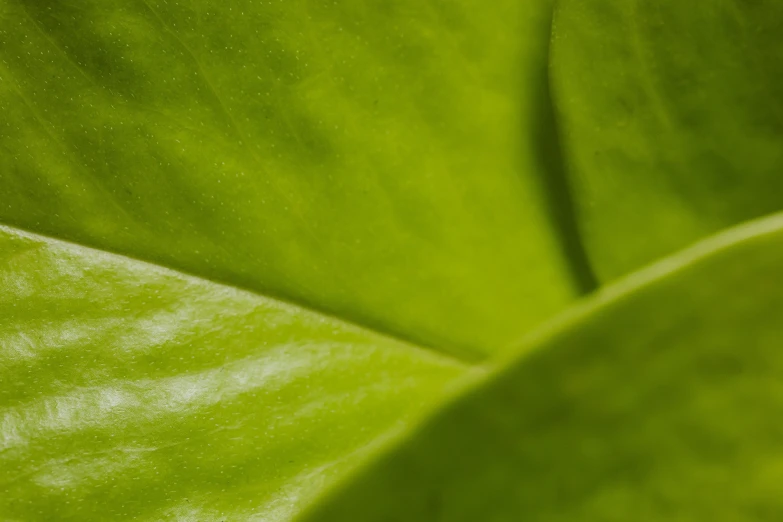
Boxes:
[551,0,783,280]
[0,0,573,358]
[301,212,783,521]
[0,226,467,520]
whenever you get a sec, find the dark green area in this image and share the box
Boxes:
[551,0,783,280]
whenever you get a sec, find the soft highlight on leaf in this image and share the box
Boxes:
[0,226,467,521]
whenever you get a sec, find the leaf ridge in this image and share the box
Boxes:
[0,221,471,367]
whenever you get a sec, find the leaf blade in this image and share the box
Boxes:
[0,225,467,521]
[1,0,572,358]
[550,0,783,281]
[299,211,783,521]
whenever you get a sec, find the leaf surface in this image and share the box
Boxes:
[300,211,783,521]
[0,226,467,521]
[0,0,573,358]
[550,0,783,280]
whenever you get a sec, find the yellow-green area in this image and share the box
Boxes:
[0,226,467,520]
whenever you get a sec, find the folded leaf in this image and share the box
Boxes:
[0,0,574,358]
[551,0,783,280]
[0,226,467,521]
[299,211,783,521]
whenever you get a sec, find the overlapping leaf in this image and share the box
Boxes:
[300,213,783,522]
[550,0,783,280]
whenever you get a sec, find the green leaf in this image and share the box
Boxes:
[0,0,593,518]
[0,225,467,520]
[8,0,778,520]
[299,211,783,521]
[0,0,574,359]
[550,0,783,280]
